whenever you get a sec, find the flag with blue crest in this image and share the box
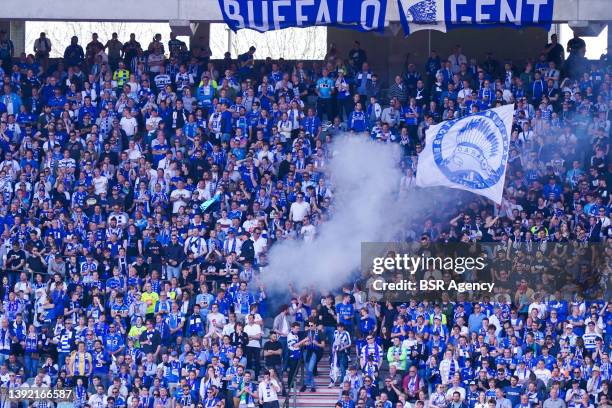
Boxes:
[398,0,447,34]
[398,0,555,35]
[416,105,514,204]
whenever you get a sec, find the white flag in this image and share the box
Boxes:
[416,105,514,204]
[398,0,447,34]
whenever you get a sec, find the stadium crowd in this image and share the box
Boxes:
[0,26,609,408]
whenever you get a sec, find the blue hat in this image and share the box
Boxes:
[228,228,237,234]
[400,303,407,308]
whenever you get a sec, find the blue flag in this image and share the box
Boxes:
[200,193,222,213]
[398,0,554,35]
[218,0,388,32]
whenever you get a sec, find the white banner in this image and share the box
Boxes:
[397,0,447,34]
[416,104,514,204]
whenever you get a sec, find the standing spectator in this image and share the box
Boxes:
[63,36,84,67]
[244,313,262,379]
[168,32,188,62]
[448,45,467,74]
[388,76,409,106]
[121,33,141,64]
[258,369,281,408]
[263,330,283,376]
[104,33,123,71]
[0,31,14,69]
[301,320,324,392]
[348,41,367,72]
[33,32,52,70]
[316,69,335,121]
[85,33,104,67]
[544,33,565,67]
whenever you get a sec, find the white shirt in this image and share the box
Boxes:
[222,322,235,336]
[277,119,293,140]
[533,367,551,384]
[126,146,142,161]
[244,323,262,348]
[445,386,466,401]
[289,201,310,222]
[206,312,226,330]
[253,236,267,257]
[457,88,473,100]
[170,188,191,213]
[528,302,547,319]
[300,224,316,241]
[146,116,162,130]
[448,53,467,73]
[147,53,164,73]
[119,116,138,136]
[92,175,108,195]
[258,379,280,402]
[242,218,258,232]
[88,394,107,408]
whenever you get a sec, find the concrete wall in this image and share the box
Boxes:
[190,22,211,53]
[328,27,549,85]
[0,21,25,57]
[609,23,612,54]
[9,21,25,55]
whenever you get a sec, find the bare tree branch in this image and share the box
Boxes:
[26,21,326,61]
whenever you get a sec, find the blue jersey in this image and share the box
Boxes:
[287,332,301,359]
[333,330,351,351]
[25,334,38,353]
[358,317,376,337]
[316,77,334,98]
[503,385,523,407]
[234,291,253,315]
[56,329,75,353]
[104,332,124,353]
[92,349,109,373]
[188,313,204,335]
[360,343,383,364]
[348,111,367,132]
[335,303,354,325]
[301,116,321,136]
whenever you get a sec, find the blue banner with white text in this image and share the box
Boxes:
[398,0,555,35]
[218,0,388,33]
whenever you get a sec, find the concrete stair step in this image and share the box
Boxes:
[283,390,339,396]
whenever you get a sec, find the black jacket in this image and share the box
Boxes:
[239,239,255,263]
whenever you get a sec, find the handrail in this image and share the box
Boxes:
[3,267,55,285]
[293,360,305,408]
[283,358,304,408]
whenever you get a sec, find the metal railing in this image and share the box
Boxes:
[284,359,305,408]
[3,267,57,286]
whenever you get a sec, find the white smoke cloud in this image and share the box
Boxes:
[261,136,424,292]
